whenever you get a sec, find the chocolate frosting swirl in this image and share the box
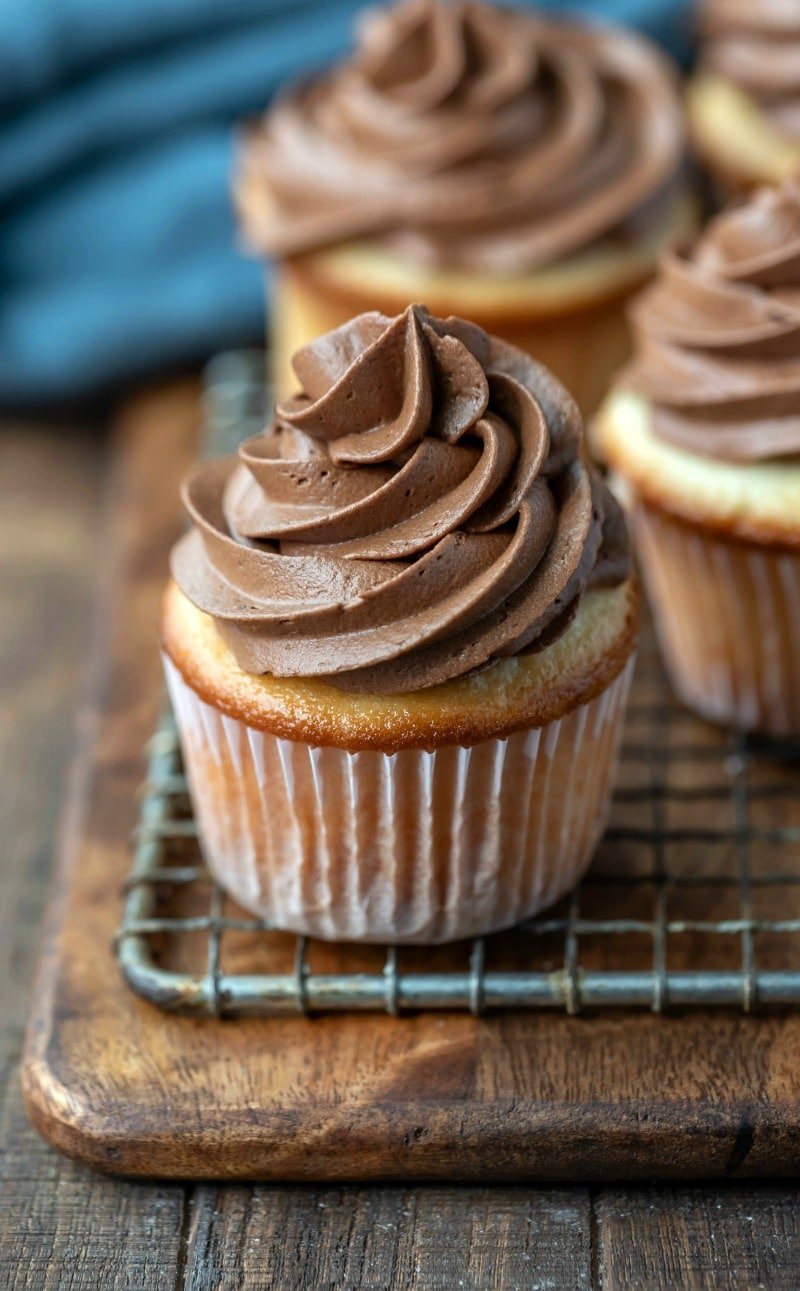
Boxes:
[624,180,800,462]
[172,306,629,694]
[700,1,800,138]
[238,0,684,273]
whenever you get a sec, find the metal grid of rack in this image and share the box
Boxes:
[114,354,800,1017]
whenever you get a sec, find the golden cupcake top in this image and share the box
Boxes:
[171,305,630,694]
[623,178,800,462]
[236,0,685,273]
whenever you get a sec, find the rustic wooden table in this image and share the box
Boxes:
[2,382,800,1290]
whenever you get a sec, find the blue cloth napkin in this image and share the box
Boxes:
[0,0,693,404]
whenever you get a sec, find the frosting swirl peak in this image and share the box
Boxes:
[238,0,684,273]
[624,179,800,462]
[172,307,628,693]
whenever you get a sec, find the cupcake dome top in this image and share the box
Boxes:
[172,306,629,694]
[237,0,684,274]
[624,178,800,462]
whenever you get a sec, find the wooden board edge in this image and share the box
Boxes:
[20,1031,800,1181]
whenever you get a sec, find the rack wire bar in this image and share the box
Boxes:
[115,354,800,1018]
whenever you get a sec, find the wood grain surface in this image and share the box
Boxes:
[181,1185,594,1290]
[596,1186,800,1290]
[3,385,800,1289]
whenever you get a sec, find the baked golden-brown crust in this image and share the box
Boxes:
[161,577,639,753]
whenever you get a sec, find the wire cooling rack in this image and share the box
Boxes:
[115,354,800,1017]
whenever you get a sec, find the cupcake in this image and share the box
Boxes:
[596,181,800,739]
[689,1,800,196]
[162,305,638,943]
[235,0,692,417]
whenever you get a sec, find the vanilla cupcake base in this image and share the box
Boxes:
[271,191,696,413]
[162,579,638,943]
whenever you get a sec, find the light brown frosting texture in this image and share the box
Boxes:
[172,306,629,694]
[624,180,800,462]
[238,0,684,273]
[701,0,800,138]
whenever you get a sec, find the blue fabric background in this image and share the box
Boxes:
[0,0,693,403]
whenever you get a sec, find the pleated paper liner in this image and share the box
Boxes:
[633,501,800,739]
[164,654,634,944]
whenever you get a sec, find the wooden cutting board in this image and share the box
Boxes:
[22,381,800,1181]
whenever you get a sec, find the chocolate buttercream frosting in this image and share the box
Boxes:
[624,179,800,462]
[238,0,684,273]
[171,306,629,693]
[700,1,800,138]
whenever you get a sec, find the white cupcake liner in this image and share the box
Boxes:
[633,501,800,738]
[164,655,634,943]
